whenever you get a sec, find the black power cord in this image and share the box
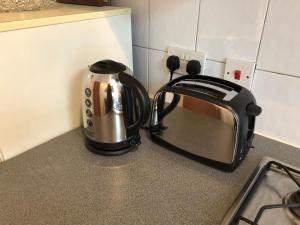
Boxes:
[142,55,180,131]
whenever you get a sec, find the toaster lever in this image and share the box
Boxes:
[246,103,262,117]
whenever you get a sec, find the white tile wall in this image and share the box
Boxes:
[112,0,300,147]
[252,70,300,147]
[148,49,169,97]
[149,0,201,51]
[197,0,268,62]
[204,60,225,78]
[133,46,148,90]
[112,0,149,47]
[257,0,300,77]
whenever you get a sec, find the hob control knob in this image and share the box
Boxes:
[87,119,93,128]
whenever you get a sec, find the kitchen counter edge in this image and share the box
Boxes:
[0,4,131,32]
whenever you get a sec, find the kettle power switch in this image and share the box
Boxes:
[86,109,93,118]
[85,99,92,108]
[87,119,93,128]
[85,88,92,97]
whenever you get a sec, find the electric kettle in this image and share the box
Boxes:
[82,60,150,155]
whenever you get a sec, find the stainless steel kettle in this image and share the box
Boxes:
[82,60,150,155]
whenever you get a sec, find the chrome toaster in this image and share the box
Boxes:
[149,75,262,172]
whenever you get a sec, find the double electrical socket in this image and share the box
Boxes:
[167,46,206,75]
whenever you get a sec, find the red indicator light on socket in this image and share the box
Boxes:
[234,70,241,80]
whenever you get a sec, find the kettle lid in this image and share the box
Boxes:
[89,60,127,74]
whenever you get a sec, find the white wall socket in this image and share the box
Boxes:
[167,46,206,75]
[224,58,256,90]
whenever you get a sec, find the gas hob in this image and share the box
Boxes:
[221,157,300,225]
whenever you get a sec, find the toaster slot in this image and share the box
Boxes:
[174,81,238,101]
[177,83,226,99]
[184,79,234,91]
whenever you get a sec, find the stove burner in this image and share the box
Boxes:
[220,158,300,225]
[283,191,300,225]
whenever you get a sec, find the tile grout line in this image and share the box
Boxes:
[194,0,202,51]
[147,0,151,92]
[207,58,224,64]
[256,68,300,79]
[249,0,271,90]
[255,0,271,64]
[253,0,300,80]
[133,44,149,50]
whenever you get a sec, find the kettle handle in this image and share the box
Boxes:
[119,72,151,135]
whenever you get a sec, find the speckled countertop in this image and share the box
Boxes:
[0,129,299,225]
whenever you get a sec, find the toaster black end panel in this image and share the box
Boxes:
[230,88,259,167]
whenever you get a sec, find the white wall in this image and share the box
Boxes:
[112,0,300,148]
[0,14,133,160]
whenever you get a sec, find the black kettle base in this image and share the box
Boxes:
[84,136,139,156]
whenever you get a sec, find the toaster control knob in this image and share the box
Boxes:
[86,109,93,118]
[85,99,92,108]
[246,103,262,117]
[87,119,93,128]
[85,88,92,97]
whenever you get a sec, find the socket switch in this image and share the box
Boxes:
[224,58,256,90]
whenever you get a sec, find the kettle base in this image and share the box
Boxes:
[84,136,140,156]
